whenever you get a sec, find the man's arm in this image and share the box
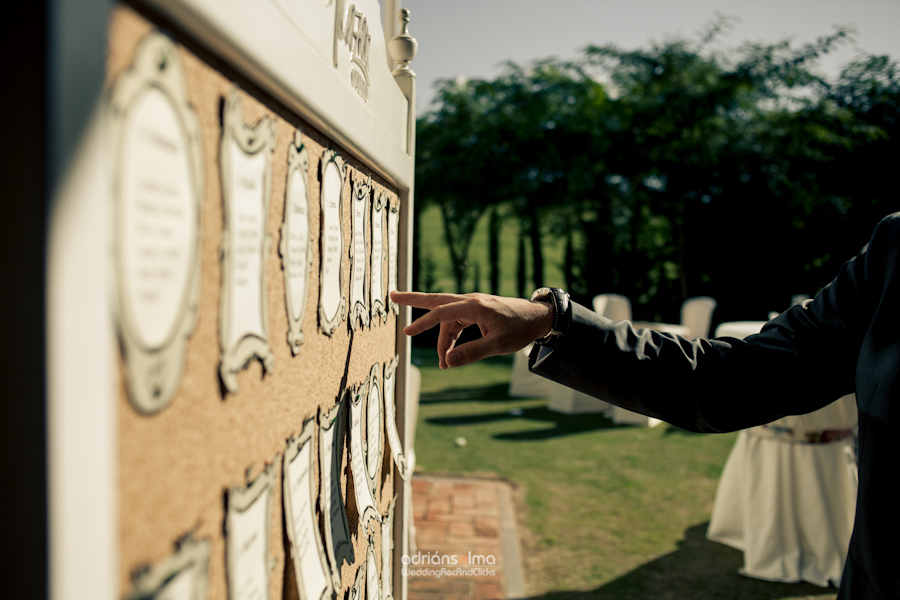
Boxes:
[529,216,889,433]
[393,213,896,432]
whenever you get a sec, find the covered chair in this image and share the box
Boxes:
[508,343,556,398]
[706,319,858,587]
[592,293,632,322]
[680,296,717,339]
[707,395,858,587]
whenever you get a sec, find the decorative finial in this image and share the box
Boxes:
[398,8,411,36]
[389,8,418,75]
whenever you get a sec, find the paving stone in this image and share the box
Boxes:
[408,476,521,600]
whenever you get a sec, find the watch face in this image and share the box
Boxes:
[532,287,551,301]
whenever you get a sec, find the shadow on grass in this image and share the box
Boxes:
[426,405,619,441]
[419,382,518,404]
[523,523,836,600]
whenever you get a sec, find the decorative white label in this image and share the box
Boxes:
[128,536,211,600]
[229,495,268,600]
[319,152,347,336]
[370,192,386,324]
[366,543,379,600]
[286,168,310,321]
[366,366,383,484]
[387,200,400,314]
[120,88,196,350]
[381,497,396,600]
[350,381,380,530]
[219,89,276,393]
[111,32,203,414]
[383,356,407,480]
[280,131,312,352]
[349,174,371,329]
[284,422,333,600]
[226,464,275,600]
[226,140,267,349]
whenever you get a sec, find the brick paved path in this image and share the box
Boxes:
[407,475,525,600]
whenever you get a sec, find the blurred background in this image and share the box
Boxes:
[402,0,900,327]
[397,5,897,598]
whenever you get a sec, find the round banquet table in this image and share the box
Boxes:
[632,321,691,337]
[713,320,769,340]
[706,321,858,587]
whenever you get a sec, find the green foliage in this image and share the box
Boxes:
[415,22,900,321]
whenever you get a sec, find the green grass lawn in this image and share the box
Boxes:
[410,347,838,600]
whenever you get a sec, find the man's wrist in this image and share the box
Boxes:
[530,287,571,348]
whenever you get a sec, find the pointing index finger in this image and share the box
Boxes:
[390,291,466,310]
[403,301,478,336]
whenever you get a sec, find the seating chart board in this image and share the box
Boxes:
[105,2,417,600]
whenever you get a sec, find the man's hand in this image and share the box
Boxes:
[390,291,554,369]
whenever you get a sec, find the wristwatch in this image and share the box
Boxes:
[530,287,572,348]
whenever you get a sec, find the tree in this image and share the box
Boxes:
[415,22,900,322]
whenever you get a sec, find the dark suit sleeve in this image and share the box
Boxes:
[529,214,895,433]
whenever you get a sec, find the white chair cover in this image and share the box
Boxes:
[547,383,611,415]
[508,344,556,398]
[707,319,858,587]
[510,344,611,414]
[680,296,717,339]
[592,293,632,322]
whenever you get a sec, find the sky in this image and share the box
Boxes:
[400,0,900,115]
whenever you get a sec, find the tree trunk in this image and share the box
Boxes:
[439,204,467,293]
[564,227,575,292]
[529,211,544,288]
[672,211,688,304]
[516,231,527,299]
[488,205,501,296]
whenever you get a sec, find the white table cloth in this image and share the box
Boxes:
[706,321,858,587]
[508,344,556,398]
[714,320,769,340]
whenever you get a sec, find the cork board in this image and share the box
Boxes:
[108,4,405,598]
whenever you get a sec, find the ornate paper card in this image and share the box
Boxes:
[283,419,333,600]
[280,130,312,354]
[387,198,400,315]
[380,496,396,600]
[319,150,348,336]
[219,90,277,393]
[350,379,381,531]
[225,461,276,600]
[319,401,354,589]
[349,173,371,330]
[383,356,408,481]
[128,535,211,600]
[366,540,380,600]
[366,363,383,491]
[370,191,387,325]
[349,560,364,600]
[110,31,203,414]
